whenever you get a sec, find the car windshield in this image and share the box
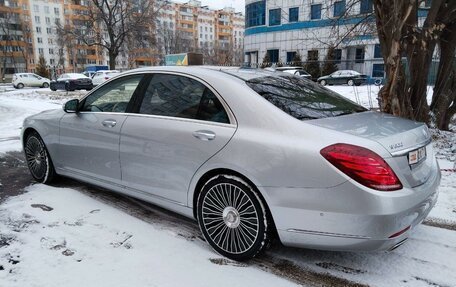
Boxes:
[245,75,367,120]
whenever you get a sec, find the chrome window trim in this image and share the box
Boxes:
[78,70,238,126]
[77,111,236,129]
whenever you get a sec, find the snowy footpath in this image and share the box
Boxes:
[0,87,455,287]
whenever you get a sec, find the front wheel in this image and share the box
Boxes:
[24,131,56,183]
[347,79,354,86]
[320,80,327,86]
[197,175,269,261]
[42,82,49,88]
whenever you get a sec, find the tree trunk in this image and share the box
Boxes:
[108,51,117,70]
[431,21,456,130]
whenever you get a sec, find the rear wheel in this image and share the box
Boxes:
[42,82,49,88]
[197,175,269,261]
[24,131,56,183]
[347,79,355,86]
[320,80,327,86]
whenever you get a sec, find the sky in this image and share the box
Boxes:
[173,0,245,13]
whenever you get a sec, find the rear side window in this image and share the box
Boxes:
[139,74,229,124]
[246,75,366,120]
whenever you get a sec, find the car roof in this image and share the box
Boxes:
[127,66,280,82]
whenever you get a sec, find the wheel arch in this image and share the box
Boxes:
[191,168,278,233]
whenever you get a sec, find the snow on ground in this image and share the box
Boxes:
[0,85,455,286]
[0,185,293,287]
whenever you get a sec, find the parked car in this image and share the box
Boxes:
[82,71,96,78]
[12,73,50,89]
[50,73,93,91]
[92,70,120,86]
[275,67,312,79]
[318,70,368,86]
[22,67,440,261]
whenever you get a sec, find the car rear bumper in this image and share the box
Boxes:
[262,160,441,251]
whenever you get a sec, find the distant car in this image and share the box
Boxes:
[281,69,312,79]
[50,73,93,91]
[318,70,368,86]
[12,73,50,89]
[92,70,120,86]
[82,71,96,78]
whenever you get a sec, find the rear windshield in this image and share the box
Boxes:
[246,75,366,120]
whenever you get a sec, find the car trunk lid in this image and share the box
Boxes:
[309,111,433,188]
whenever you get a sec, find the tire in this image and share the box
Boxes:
[50,86,56,91]
[17,83,24,89]
[347,79,354,86]
[24,131,56,184]
[320,80,327,86]
[197,175,269,261]
[42,82,49,88]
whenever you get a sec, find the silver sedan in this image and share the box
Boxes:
[22,67,440,261]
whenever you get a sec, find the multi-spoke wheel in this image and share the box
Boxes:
[24,131,55,183]
[197,175,269,261]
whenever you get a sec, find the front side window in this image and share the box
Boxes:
[139,74,229,124]
[246,75,366,120]
[269,8,281,26]
[80,74,143,113]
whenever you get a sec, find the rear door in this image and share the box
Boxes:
[59,74,145,185]
[119,73,236,204]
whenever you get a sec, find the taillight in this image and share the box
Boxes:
[320,143,402,191]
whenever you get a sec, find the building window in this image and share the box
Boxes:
[267,49,279,63]
[289,7,299,22]
[35,16,40,23]
[269,9,281,26]
[311,4,322,20]
[374,44,382,58]
[37,37,42,43]
[360,0,373,14]
[38,48,44,54]
[308,50,318,61]
[335,49,342,64]
[44,6,50,14]
[355,47,365,63]
[54,7,59,15]
[333,1,346,17]
[286,51,297,63]
[36,27,42,33]
[246,0,266,28]
[372,64,384,77]
[424,0,432,7]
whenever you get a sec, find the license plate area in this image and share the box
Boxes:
[408,146,426,165]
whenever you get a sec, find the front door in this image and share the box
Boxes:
[59,74,145,185]
[119,73,236,204]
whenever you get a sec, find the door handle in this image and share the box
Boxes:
[193,130,216,141]
[102,119,117,128]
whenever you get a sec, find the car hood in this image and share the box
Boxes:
[307,111,430,155]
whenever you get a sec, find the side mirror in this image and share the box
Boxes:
[63,99,79,113]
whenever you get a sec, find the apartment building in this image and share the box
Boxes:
[156,0,244,64]
[0,0,244,79]
[244,0,431,78]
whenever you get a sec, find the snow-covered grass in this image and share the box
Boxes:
[0,185,293,287]
[0,86,455,287]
